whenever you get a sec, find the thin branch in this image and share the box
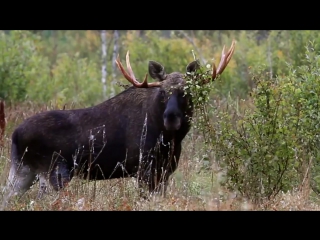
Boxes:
[178,30,206,65]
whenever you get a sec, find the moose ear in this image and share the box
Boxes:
[148,61,167,81]
[186,60,200,73]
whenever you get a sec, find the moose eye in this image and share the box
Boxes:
[179,91,185,97]
[160,90,166,98]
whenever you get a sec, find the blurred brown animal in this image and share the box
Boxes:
[0,100,5,147]
[2,41,236,208]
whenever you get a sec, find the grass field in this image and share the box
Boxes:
[1,101,320,211]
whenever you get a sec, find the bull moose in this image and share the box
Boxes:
[2,40,235,207]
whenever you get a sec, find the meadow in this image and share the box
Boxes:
[1,30,320,210]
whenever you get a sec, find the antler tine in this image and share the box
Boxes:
[211,45,226,81]
[215,45,227,74]
[212,63,217,80]
[211,40,236,81]
[217,40,236,74]
[125,51,136,80]
[226,40,236,63]
[115,54,133,82]
[115,51,161,88]
[125,51,149,87]
[115,51,147,87]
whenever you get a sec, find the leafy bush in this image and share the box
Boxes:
[183,38,320,204]
[0,31,108,106]
[210,42,320,204]
[39,52,102,107]
[0,31,49,102]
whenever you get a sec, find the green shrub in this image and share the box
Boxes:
[211,41,320,204]
[37,52,102,107]
[0,31,111,106]
[0,30,49,102]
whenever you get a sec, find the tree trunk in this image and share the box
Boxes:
[112,30,119,84]
[101,30,107,99]
[267,37,273,80]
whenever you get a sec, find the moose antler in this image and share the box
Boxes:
[115,51,161,88]
[207,40,236,83]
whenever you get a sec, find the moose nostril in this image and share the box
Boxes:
[168,113,175,120]
[163,112,167,119]
[164,112,181,120]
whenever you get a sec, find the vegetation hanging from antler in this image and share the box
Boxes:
[184,40,236,142]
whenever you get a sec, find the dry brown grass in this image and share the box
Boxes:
[1,101,320,211]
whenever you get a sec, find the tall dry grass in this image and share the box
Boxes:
[0,100,319,211]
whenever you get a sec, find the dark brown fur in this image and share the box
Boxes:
[4,60,200,201]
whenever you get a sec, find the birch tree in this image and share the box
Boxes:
[101,30,107,99]
[267,37,273,79]
[111,30,119,84]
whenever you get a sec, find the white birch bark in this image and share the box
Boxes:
[112,30,119,84]
[267,37,273,80]
[101,30,107,98]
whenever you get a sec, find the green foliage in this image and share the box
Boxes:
[3,30,320,106]
[120,31,195,80]
[214,31,264,99]
[211,42,320,203]
[184,38,320,204]
[0,31,49,102]
[41,53,101,107]
[214,69,298,202]
[0,31,105,106]
[184,61,216,142]
[270,31,320,70]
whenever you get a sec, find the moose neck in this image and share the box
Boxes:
[96,86,192,143]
